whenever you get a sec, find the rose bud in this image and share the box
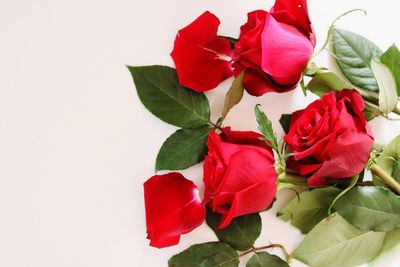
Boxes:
[203,127,277,228]
[284,90,374,186]
[233,0,315,96]
[144,172,205,248]
[170,11,233,92]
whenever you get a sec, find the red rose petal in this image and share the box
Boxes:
[218,181,276,229]
[213,148,277,228]
[307,130,374,186]
[171,11,233,92]
[233,10,268,71]
[215,182,277,229]
[221,127,269,149]
[261,14,313,86]
[272,0,313,38]
[144,172,205,248]
[243,68,296,95]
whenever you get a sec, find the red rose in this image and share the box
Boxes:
[144,172,205,248]
[284,90,374,186]
[171,0,314,95]
[203,127,277,228]
[170,11,233,92]
[233,0,315,96]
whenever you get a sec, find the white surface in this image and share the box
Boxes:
[0,0,400,266]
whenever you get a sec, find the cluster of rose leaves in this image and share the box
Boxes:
[130,0,400,266]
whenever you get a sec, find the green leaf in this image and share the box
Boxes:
[221,71,244,120]
[306,72,349,97]
[292,213,386,267]
[334,186,400,232]
[246,252,289,267]
[254,105,278,152]
[278,114,291,134]
[364,102,381,121]
[277,187,341,234]
[381,44,400,95]
[206,208,261,251]
[128,65,210,128]
[371,60,398,114]
[168,242,239,267]
[333,28,382,92]
[369,228,400,267]
[156,125,211,171]
[374,135,400,184]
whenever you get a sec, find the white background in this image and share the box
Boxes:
[1,0,400,266]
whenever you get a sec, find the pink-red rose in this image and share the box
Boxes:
[203,127,277,228]
[171,0,315,96]
[284,90,374,186]
[144,172,205,248]
[233,0,315,96]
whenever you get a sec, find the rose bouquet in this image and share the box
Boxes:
[129,0,400,266]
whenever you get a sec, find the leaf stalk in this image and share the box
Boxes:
[370,164,400,194]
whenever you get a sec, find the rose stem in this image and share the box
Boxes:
[370,164,400,194]
[208,121,223,131]
[238,244,291,263]
[327,180,374,186]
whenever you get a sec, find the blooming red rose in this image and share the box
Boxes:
[144,172,205,248]
[284,90,374,186]
[170,11,233,92]
[203,127,277,228]
[233,0,315,96]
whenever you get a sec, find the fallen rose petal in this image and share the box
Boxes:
[144,172,205,248]
[170,11,233,92]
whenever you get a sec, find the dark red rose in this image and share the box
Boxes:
[203,127,277,228]
[233,0,315,96]
[144,172,205,248]
[284,90,374,186]
[170,11,233,92]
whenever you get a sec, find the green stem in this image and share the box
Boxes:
[370,164,400,194]
[327,179,374,187]
[208,121,223,131]
[328,175,358,215]
[311,9,366,60]
[238,244,291,263]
